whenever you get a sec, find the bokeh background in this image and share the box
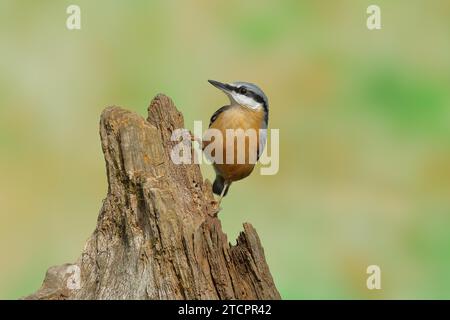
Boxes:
[1,0,450,299]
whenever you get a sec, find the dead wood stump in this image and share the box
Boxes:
[25,94,280,300]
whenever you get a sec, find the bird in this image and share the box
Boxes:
[204,79,269,207]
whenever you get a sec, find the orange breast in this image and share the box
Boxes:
[205,106,265,182]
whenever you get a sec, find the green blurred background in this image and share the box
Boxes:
[1,0,450,299]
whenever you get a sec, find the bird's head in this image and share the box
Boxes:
[208,80,268,112]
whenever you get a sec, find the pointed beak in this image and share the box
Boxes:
[208,80,233,93]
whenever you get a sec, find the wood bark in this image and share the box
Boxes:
[25,94,280,300]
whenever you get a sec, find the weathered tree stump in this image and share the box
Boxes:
[26,94,280,300]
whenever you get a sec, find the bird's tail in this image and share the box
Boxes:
[213,175,230,197]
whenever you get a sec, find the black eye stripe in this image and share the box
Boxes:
[234,87,256,98]
[250,92,264,103]
[233,86,246,94]
[233,86,267,108]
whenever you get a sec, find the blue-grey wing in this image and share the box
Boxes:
[209,105,230,128]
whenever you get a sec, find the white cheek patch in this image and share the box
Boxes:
[230,92,262,110]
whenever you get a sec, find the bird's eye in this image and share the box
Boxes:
[239,87,247,95]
